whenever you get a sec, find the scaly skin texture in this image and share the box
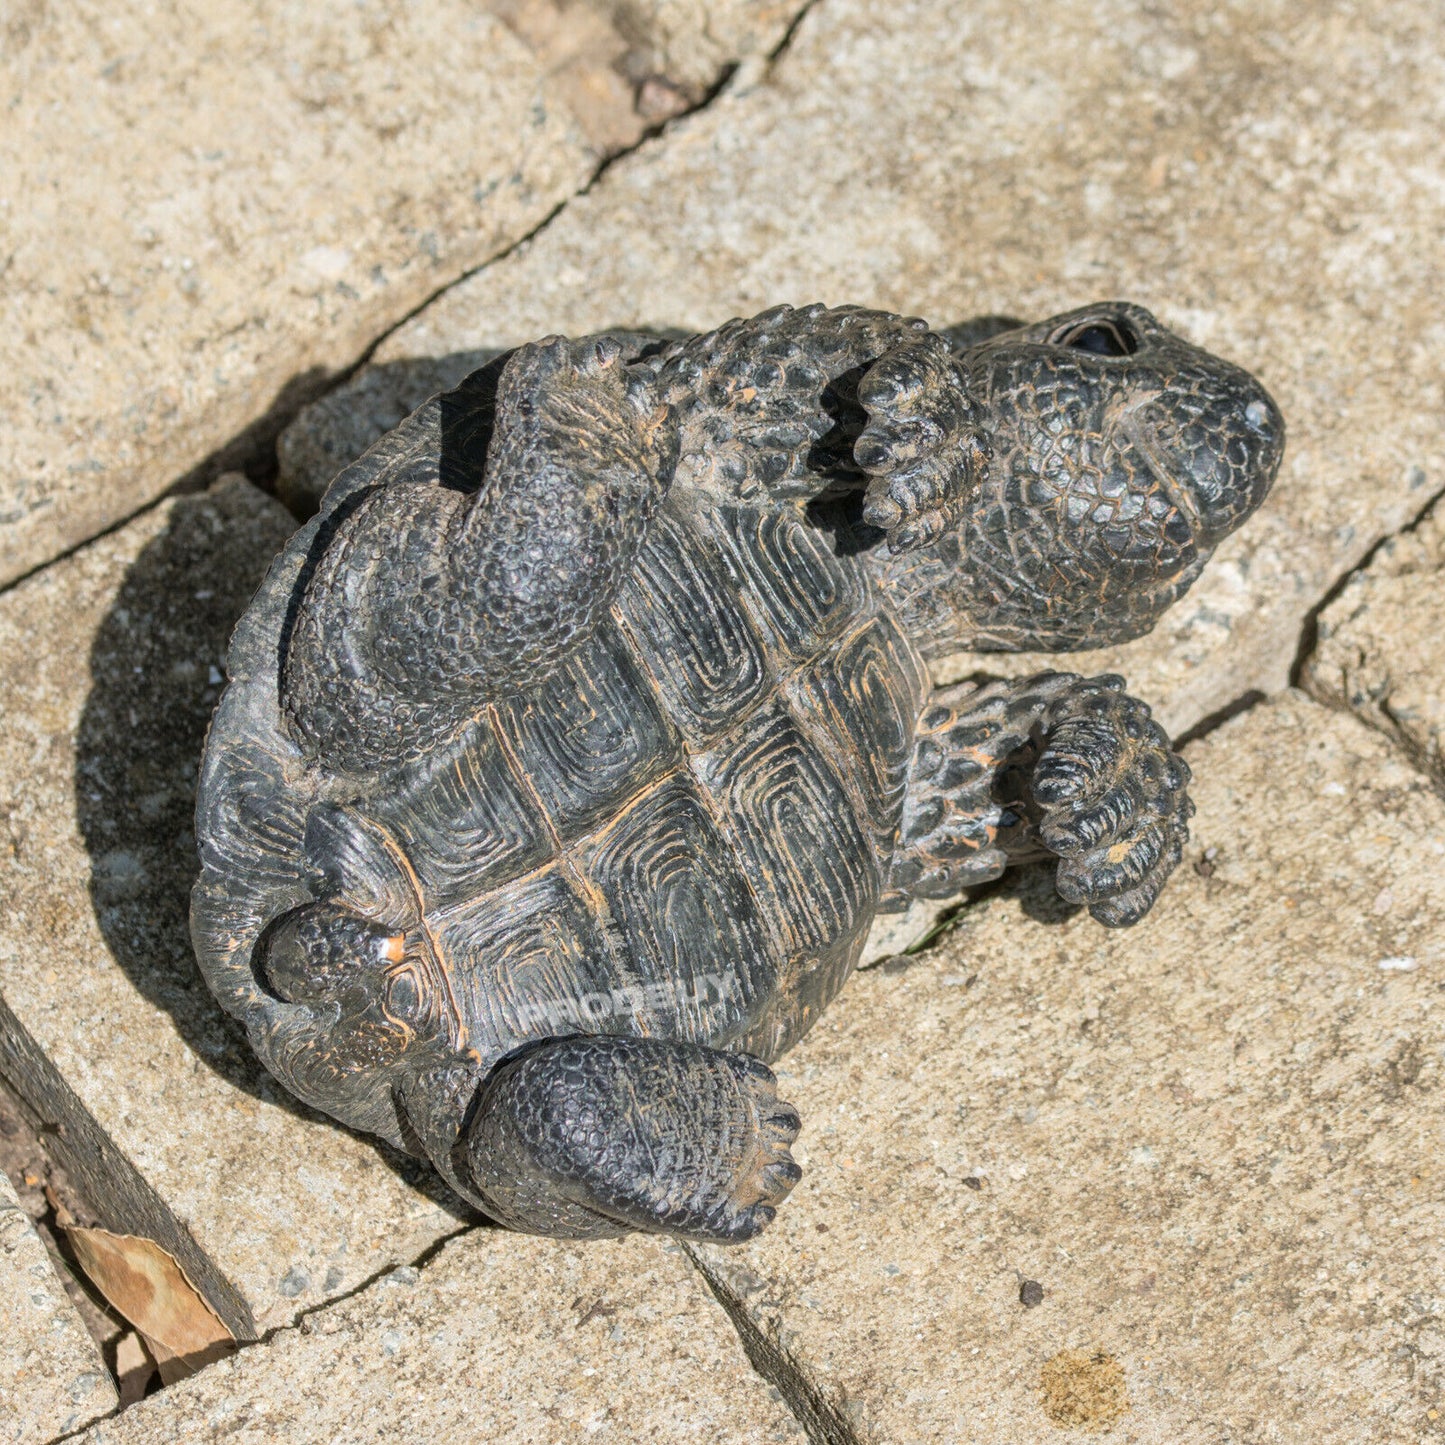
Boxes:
[467,1036,801,1241]
[870,302,1285,654]
[647,304,984,551]
[884,673,1193,927]
[197,300,1284,1243]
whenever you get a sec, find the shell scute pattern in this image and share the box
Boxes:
[715,504,871,662]
[351,718,548,909]
[608,503,769,743]
[431,775,772,1056]
[690,699,878,966]
[311,488,912,1070]
[493,622,682,840]
[433,868,616,1049]
[578,775,774,1045]
[244,473,917,1094]
[784,610,927,853]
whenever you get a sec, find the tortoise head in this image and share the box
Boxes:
[876,302,1285,654]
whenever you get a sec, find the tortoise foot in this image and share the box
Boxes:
[1032,676,1195,927]
[464,1035,803,1243]
[706,1056,804,1240]
[856,330,981,552]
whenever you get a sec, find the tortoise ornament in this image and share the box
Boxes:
[193,302,1283,1242]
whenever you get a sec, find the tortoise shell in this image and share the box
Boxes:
[192,371,929,1154]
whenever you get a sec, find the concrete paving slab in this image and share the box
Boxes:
[488,0,803,154]
[1,1167,118,1444]
[77,1231,803,1445]
[0,1,595,587]
[694,692,1445,1442]
[0,478,465,1342]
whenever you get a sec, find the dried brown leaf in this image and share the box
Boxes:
[66,1226,234,1382]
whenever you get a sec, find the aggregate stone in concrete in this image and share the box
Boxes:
[0,478,464,1343]
[343,0,1445,749]
[488,0,802,155]
[0,1,594,588]
[1,1167,118,1444]
[696,694,1445,1443]
[77,1232,802,1445]
[1304,497,1445,787]
[610,0,803,98]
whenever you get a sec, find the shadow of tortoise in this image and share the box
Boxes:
[73,481,470,1220]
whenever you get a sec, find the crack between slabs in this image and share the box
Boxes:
[1372,693,1445,800]
[0,2,821,602]
[1179,479,1445,756]
[299,0,822,414]
[683,1243,865,1445]
[1285,476,1445,797]
[1172,689,1269,749]
[1298,678,1445,805]
[252,1222,477,1346]
[56,1222,482,1438]
[764,0,826,71]
[1286,477,1445,692]
[225,0,823,482]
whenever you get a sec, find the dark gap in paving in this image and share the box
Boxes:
[0,995,255,1342]
[1300,671,1445,805]
[0,1077,132,1387]
[1368,696,1445,801]
[765,0,826,69]
[685,1245,864,1445]
[174,15,805,506]
[2,1026,479,1413]
[1287,477,1445,692]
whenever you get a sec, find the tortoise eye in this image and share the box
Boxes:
[1052,318,1139,357]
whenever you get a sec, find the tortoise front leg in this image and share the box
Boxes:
[465,1035,802,1242]
[650,305,981,552]
[855,330,984,553]
[884,673,1194,926]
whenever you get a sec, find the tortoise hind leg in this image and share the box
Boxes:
[464,1035,802,1242]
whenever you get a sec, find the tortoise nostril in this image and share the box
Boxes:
[1244,399,1273,433]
